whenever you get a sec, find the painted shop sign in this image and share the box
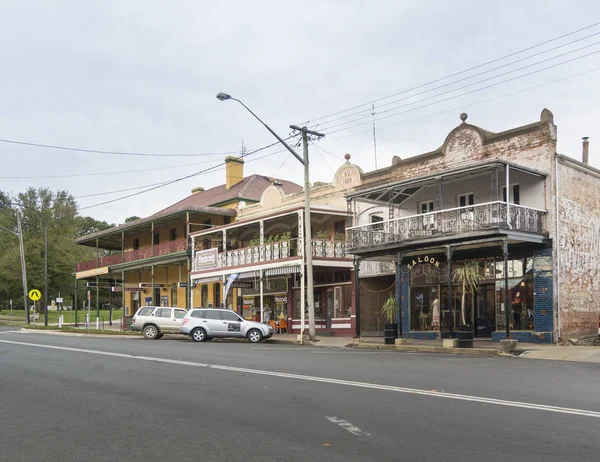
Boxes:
[195,248,218,270]
[407,255,440,270]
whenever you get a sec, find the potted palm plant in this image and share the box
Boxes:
[452,261,481,347]
[381,296,399,344]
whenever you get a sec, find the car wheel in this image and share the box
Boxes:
[143,325,159,340]
[247,329,263,343]
[191,328,207,343]
[157,333,164,339]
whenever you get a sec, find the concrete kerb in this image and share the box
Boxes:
[16,328,142,339]
[351,342,502,356]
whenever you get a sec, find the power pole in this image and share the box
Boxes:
[16,211,29,324]
[290,125,324,342]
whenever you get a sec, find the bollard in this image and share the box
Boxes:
[96,317,99,330]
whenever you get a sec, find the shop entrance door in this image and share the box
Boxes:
[474,284,495,337]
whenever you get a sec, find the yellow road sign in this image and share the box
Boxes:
[28,289,41,301]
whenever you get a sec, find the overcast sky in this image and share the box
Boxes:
[1,1,599,224]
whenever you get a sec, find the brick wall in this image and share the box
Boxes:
[556,159,600,336]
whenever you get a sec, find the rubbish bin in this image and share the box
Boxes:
[384,323,398,345]
[458,324,473,348]
[122,316,133,331]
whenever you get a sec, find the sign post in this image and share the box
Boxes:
[28,290,41,325]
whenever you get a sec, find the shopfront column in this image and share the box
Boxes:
[446,246,453,336]
[395,252,403,337]
[354,258,361,338]
[503,239,510,338]
[151,264,155,306]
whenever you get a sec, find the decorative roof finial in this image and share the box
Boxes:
[460,113,468,123]
[344,153,351,161]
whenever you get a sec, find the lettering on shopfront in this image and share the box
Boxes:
[407,255,440,270]
[195,248,218,269]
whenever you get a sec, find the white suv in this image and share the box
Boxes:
[181,308,274,343]
[131,306,187,339]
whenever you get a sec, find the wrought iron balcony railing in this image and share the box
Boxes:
[193,238,349,271]
[347,201,546,250]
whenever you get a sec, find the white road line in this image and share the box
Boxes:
[2,339,600,420]
[326,416,371,436]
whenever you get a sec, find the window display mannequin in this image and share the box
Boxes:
[432,296,440,330]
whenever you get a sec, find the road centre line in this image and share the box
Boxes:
[2,339,600,420]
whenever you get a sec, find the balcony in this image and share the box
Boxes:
[76,239,188,272]
[194,238,349,271]
[348,201,546,251]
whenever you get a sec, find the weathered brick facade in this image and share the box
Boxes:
[352,109,600,340]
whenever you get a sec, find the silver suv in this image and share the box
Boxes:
[131,306,187,339]
[181,308,274,343]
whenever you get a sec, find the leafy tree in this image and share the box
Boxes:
[124,216,141,224]
[0,187,116,311]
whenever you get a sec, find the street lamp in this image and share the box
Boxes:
[0,202,48,326]
[216,92,318,341]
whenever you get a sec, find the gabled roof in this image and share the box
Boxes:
[156,174,302,213]
[75,175,302,247]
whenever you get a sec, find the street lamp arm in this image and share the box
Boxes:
[228,97,305,166]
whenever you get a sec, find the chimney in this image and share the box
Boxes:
[225,156,244,189]
[582,137,589,165]
[191,187,205,194]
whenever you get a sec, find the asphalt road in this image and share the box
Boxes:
[1,326,599,462]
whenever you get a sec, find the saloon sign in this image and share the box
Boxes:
[195,248,218,270]
[407,255,440,270]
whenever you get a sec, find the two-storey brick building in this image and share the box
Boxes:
[347,109,600,343]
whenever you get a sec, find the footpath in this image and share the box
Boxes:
[3,316,599,364]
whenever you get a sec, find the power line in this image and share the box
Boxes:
[325,49,600,136]
[272,154,293,178]
[312,32,600,131]
[78,147,288,210]
[322,65,600,144]
[0,137,276,158]
[0,140,285,179]
[73,181,172,198]
[301,21,600,126]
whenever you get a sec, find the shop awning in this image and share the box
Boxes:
[194,276,223,283]
[265,265,301,277]
[237,270,260,280]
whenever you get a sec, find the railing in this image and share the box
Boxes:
[348,201,546,250]
[311,239,347,259]
[193,238,349,271]
[217,239,299,268]
[76,239,188,272]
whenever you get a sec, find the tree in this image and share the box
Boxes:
[452,261,481,325]
[0,187,115,310]
[124,216,141,224]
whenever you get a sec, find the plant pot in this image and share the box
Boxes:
[384,322,398,345]
[457,324,473,348]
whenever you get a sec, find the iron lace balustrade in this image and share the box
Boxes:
[348,201,546,250]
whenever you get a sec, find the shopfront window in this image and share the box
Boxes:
[410,286,440,331]
[496,277,534,331]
